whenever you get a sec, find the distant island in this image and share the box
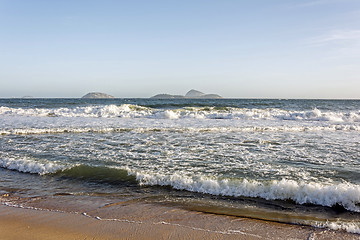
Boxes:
[82,92,115,99]
[151,89,222,99]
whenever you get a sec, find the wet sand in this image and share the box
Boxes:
[1,202,359,240]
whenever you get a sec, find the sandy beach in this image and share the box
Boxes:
[1,201,359,240]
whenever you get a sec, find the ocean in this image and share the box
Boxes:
[0,98,359,234]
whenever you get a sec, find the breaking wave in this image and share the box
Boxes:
[0,158,65,175]
[1,159,359,213]
[1,105,360,122]
[134,172,360,212]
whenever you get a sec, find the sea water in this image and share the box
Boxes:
[0,98,359,233]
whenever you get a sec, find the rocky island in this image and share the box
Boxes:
[81,92,115,99]
[151,89,222,99]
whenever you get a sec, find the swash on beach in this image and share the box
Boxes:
[0,98,359,234]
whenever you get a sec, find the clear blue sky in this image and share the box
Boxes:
[1,0,359,98]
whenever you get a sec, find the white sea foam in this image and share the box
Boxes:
[1,124,359,136]
[312,220,360,234]
[1,105,360,122]
[0,105,150,118]
[133,172,360,212]
[0,158,65,175]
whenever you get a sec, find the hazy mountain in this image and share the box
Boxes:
[150,94,185,99]
[185,89,205,98]
[151,89,222,99]
[82,92,115,99]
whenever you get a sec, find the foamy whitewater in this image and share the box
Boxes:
[1,98,359,233]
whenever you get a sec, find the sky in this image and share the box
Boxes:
[0,0,360,98]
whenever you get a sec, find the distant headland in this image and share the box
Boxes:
[81,92,115,99]
[151,89,222,99]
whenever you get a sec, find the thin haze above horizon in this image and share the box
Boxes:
[0,0,359,99]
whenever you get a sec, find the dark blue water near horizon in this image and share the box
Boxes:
[1,98,359,111]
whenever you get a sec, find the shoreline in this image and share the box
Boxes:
[1,97,360,240]
[1,202,359,239]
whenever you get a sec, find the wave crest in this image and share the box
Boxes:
[134,172,360,212]
[1,105,360,122]
[1,158,360,213]
[0,158,65,175]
